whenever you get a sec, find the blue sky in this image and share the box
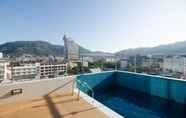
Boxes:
[0,0,186,52]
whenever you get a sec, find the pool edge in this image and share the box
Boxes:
[74,89,124,118]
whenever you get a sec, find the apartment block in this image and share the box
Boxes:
[11,63,40,81]
[1,62,67,82]
[40,64,67,78]
[0,59,11,83]
[0,62,4,82]
[163,56,186,73]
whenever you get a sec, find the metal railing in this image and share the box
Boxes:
[76,79,94,98]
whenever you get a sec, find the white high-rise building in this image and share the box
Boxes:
[0,59,11,83]
[63,35,79,62]
[0,52,3,59]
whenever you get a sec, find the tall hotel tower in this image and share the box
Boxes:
[63,35,79,63]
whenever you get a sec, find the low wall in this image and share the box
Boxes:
[116,71,186,104]
[76,72,115,92]
[76,71,186,104]
[0,76,74,105]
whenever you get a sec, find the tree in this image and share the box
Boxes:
[67,62,90,75]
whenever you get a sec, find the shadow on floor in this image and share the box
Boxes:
[31,93,73,103]
[43,95,95,118]
[61,107,97,117]
[32,79,94,118]
[0,92,12,99]
[44,95,62,118]
[47,80,73,95]
[32,97,81,108]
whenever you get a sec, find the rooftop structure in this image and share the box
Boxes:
[1,71,186,118]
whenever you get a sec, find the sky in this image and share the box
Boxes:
[0,0,186,53]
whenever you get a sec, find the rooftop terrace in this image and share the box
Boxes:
[0,76,108,118]
[0,91,106,118]
[1,71,186,118]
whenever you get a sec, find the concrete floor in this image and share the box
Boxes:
[0,91,107,118]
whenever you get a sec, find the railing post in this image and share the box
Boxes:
[71,78,75,95]
[77,88,80,100]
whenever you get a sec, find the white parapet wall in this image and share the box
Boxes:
[0,76,75,105]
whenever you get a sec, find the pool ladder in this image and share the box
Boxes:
[76,79,94,100]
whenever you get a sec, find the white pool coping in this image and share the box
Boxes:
[74,89,124,118]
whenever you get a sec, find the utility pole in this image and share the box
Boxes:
[10,63,14,82]
[115,62,117,70]
[134,55,137,72]
[81,56,84,73]
[184,58,186,79]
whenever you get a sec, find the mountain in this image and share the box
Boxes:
[2,40,185,58]
[0,41,90,57]
[116,41,186,57]
[79,45,91,54]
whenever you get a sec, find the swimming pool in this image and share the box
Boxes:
[77,71,186,118]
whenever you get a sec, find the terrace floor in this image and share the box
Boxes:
[0,91,107,118]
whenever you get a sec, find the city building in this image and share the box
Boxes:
[15,55,63,65]
[0,60,6,82]
[0,52,3,59]
[1,62,68,82]
[120,59,128,70]
[63,35,79,62]
[80,53,117,62]
[11,63,40,81]
[15,54,35,63]
[105,55,118,62]
[40,64,67,78]
[128,55,143,66]
[82,61,89,67]
[0,61,5,82]
[80,56,94,63]
[163,56,186,74]
[11,63,67,80]
[0,58,11,83]
[141,56,162,68]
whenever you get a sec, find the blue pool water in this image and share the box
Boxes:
[93,85,186,118]
[77,71,186,118]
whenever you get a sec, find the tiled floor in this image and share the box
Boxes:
[0,91,107,118]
